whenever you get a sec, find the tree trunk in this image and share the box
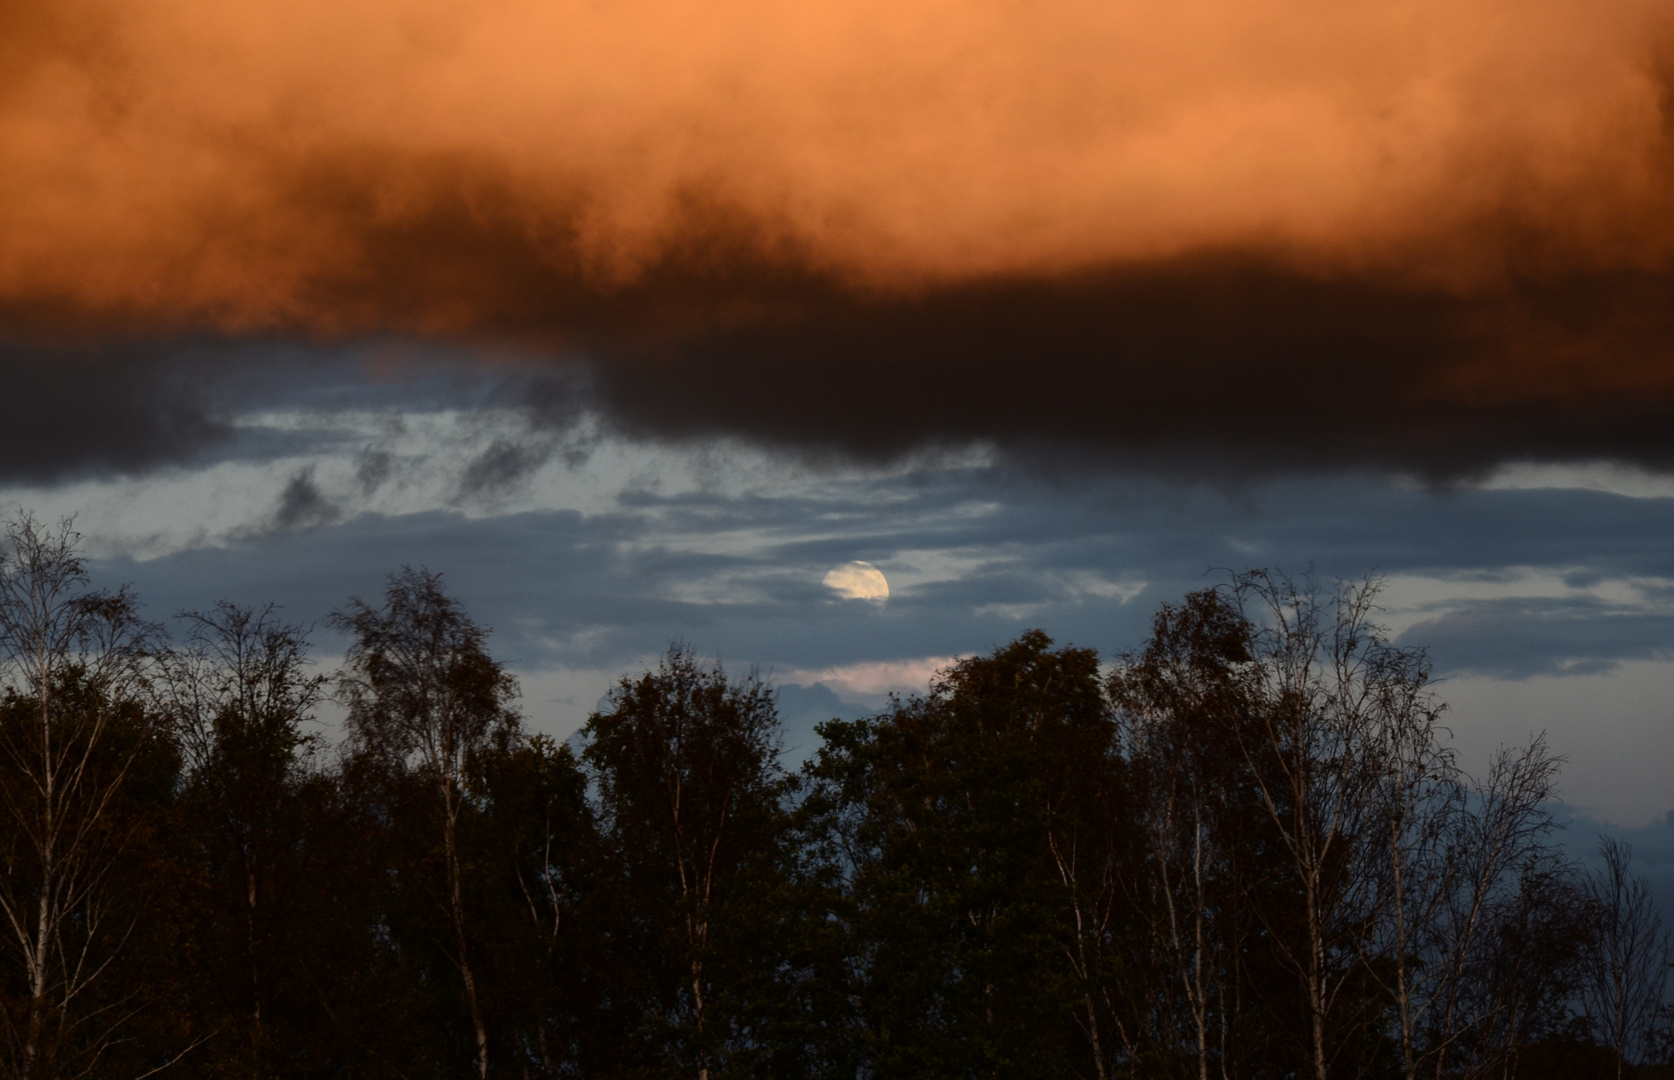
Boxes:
[445,791,490,1080]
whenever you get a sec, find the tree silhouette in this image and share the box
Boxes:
[583,644,786,1080]
[333,569,520,1080]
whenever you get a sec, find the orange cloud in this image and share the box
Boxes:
[1,0,1670,341]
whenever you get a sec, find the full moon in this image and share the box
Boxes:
[823,561,889,603]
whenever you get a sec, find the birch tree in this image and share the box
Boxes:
[1417,739,1567,1080]
[582,645,785,1080]
[1108,588,1255,1080]
[0,515,160,1080]
[1356,638,1457,1080]
[334,569,521,1080]
[1230,571,1406,1080]
[1580,838,1672,1079]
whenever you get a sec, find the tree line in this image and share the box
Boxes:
[0,513,1666,1080]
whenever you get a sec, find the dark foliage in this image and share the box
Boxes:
[0,517,1662,1080]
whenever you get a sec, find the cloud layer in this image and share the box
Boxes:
[3,0,1674,471]
[70,436,1674,818]
[6,0,1674,319]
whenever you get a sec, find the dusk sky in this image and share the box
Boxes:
[2,0,1673,876]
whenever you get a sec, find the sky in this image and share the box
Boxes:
[2,0,1672,884]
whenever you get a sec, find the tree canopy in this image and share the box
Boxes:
[0,518,1661,1080]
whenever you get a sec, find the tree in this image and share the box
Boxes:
[1412,738,1570,1080]
[1579,838,1672,1078]
[582,644,787,1080]
[1353,617,1455,1080]
[468,731,597,1080]
[1458,849,1593,1079]
[0,533,1614,1078]
[802,631,1110,1079]
[0,514,166,1080]
[333,569,521,1080]
[1226,571,1420,1080]
[1200,571,1583,1080]
[1108,588,1261,1080]
[155,602,330,1078]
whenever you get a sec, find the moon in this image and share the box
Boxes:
[823,561,889,603]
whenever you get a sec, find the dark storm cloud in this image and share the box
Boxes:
[578,260,1674,479]
[6,255,1674,480]
[4,0,1673,478]
[0,342,225,480]
[0,338,595,482]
